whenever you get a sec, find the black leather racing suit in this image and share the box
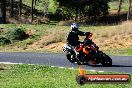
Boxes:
[66,28,86,47]
[66,28,86,63]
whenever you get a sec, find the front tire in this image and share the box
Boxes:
[66,52,76,63]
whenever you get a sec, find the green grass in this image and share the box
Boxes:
[103,49,132,56]
[0,64,131,88]
[0,24,65,46]
[22,0,129,13]
[0,24,76,47]
[104,48,132,56]
[22,0,58,14]
[0,23,132,55]
[21,0,129,15]
[109,0,129,11]
[0,24,111,49]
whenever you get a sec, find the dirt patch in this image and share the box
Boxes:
[45,42,65,52]
[94,35,132,51]
[93,21,132,50]
[25,29,67,52]
[1,21,132,52]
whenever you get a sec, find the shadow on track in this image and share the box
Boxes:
[90,65,132,67]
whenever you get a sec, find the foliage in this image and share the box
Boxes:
[110,0,119,1]
[8,28,29,41]
[48,0,58,13]
[57,0,111,21]
[0,37,11,46]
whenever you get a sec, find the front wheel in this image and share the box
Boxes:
[101,54,112,67]
[66,52,76,63]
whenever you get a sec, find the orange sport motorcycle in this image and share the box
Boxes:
[63,33,112,67]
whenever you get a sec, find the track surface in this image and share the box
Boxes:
[0,52,132,73]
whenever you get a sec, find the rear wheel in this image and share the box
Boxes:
[101,54,112,67]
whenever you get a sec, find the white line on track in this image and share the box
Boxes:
[59,67,65,69]
[0,62,23,64]
[98,71,104,72]
[89,70,96,72]
[51,66,55,67]
[0,62,105,73]
[69,67,74,69]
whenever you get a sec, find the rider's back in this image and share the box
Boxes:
[66,30,79,46]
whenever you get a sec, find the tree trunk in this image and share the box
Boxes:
[75,7,78,22]
[19,0,22,16]
[10,0,14,17]
[31,0,34,22]
[1,0,6,23]
[0,1,2,17]
[127,0,132,20]
[118,0,123,15]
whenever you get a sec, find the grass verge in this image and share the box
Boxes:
[105,48,132,56]
[109,0,128,11]
[0,21,132,55]
[0,64,131,88]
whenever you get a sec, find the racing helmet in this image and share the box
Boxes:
[71,23,79,30]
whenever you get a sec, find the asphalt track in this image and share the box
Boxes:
[0,52,132,73]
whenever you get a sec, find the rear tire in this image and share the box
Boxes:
[101,54,112,67]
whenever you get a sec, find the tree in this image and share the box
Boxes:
[127,0,132,20]
[31,0,39,22]
[1,0,6,23]
[57,0,83,21]
[82,0,110,21]
[0,1,2,17]
[57,0,110,21]
[19,0,22,16]
[31,0,34,22]
[118,0,123,15]
[10,0,14,17]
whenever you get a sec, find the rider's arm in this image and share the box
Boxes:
[77,30,86,36]
[83,39,89,46]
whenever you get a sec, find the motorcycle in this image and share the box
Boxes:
[62,33,112,67]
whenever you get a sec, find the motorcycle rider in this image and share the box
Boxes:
[66,23,91,63]
[66,23,86,47]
